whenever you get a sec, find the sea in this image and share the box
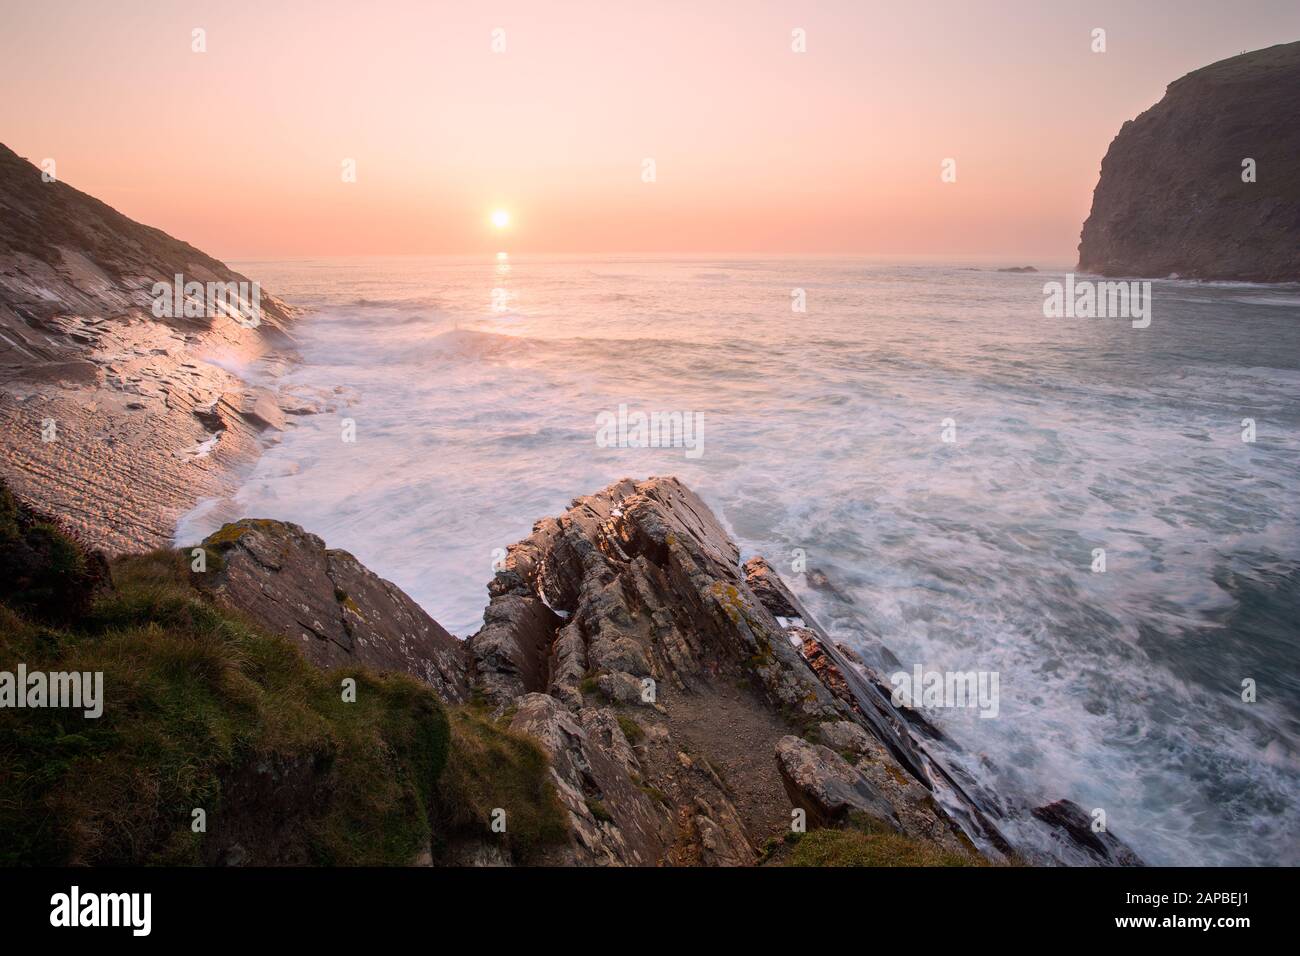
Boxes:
[175,255,1300,866]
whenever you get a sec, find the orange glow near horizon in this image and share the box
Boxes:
[1,1,1296,260]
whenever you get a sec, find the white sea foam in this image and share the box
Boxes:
[178,256,1300,866]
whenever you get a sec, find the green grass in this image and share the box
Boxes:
[615,713,645,744]
[0,548,451,865]
[787,822,986,868]
[0,483,104,623]
[432,708,569,862]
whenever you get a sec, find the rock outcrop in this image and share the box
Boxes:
[195,518,470,703]
[1077,42,1300,281]
[0,478,454,867]
[464,476,1010,865]
[1031,799,1144,867]
[0,142,300,554]
[4,462,1147,867]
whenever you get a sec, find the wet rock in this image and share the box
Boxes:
[806,567,856,605]
[1032,800,1144,867]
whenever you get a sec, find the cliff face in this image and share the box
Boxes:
[1077,42,1300,281]
[0,142,299,554]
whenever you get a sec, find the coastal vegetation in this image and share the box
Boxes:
[0,480,565,865]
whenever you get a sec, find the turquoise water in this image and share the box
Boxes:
[178,256,1300,865]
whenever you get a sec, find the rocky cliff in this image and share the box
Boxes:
[1077,42,1300,281]
[0,142,301,554]
[1,470,1143,866]
[458,476,1140,866]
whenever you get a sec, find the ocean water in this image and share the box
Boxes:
[176,256,1300,866]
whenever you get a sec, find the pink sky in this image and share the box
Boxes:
[2,0,1296,259]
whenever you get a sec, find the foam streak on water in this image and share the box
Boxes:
[177,256,1300,866]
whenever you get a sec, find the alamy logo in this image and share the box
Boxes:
[596,403,704,459]
[1042,273,1151,328]
[0,665,103,718]
[151,274,262,328]
[890,665,1000,718]
[50,886,151,936]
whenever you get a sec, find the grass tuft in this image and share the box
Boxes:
[432,708,569,862]
[0,547,451,865]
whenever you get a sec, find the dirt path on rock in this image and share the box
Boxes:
[661,677,794,846]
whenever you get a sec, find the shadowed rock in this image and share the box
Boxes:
[1032,800,1144,867]
[1078,42,1300,281]
[198,518,469,702]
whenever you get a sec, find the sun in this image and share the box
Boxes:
[491,209,510,229]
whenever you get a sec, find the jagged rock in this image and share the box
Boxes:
[1032,800,1144,867]
[471,572,561,704]
[509,693,672,866]
[465,477,988,865]
[742,555,801,619]
[745,556,1149,865]
[198,518,469,702]
[1078,42,1300,281]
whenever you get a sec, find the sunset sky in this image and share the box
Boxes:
[2,0,1296,259]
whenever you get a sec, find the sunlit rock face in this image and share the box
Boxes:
[1078,41,1300,282]
[0,142,298,554]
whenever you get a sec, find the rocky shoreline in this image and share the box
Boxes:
[0,142,1141,866]
[194,476,1141,866]
[0,142,304,555]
